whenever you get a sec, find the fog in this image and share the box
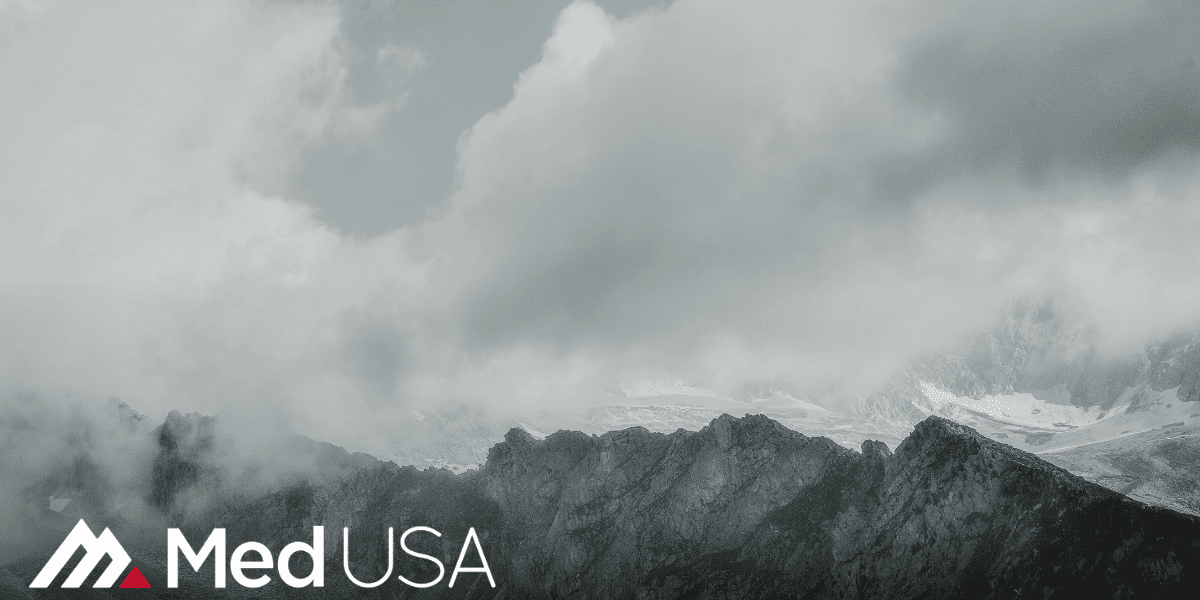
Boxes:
[2,0,1200,455]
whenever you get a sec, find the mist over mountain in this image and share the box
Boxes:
[5,0,1200,445]
[858,299,1200,415]
[5,0,1200,597]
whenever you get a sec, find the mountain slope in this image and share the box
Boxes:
[6,412,1198,599]
[846,300,1200,519]
[479,414,1198,599]
[1041,420,1200,517]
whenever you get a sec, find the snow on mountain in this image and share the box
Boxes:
[916,381,1124,432]
[907,380,1200,454]
[370,301,1200,518]
[1042,420,1200,517]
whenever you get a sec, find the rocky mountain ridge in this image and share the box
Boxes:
[5,409,1198,598]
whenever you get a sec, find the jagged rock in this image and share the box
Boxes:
[472,415,1198,599]
[8,413,1198,599]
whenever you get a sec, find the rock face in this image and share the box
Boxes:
[8,414,1200,599]
[1043,421,1200,517]
[841,302,1200,523]
[476,415,1198,599]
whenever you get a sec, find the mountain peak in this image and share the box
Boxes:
[8,408,1196,598]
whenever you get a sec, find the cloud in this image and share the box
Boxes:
[887,0,1200,192]
[2,0,1200,456]
[0,0,427,444]
[425,0,996,385]
[0,0,353,285]
[423,0,1200,393]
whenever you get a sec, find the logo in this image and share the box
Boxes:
[31,521,494,591]
[30,519,151,589]
[167,526,495,589]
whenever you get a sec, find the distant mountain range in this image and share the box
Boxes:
[476,299,1200,521]
[5,298,1200,597]
[846,298,1200,517]
[860,298,1200,417]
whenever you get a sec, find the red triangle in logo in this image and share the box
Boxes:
[119,566,151,588]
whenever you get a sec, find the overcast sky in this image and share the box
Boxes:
[2,0,1200,448]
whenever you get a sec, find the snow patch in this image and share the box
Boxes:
[919,382,957,408]
[919,381,1121,430]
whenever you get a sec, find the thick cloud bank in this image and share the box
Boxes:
[2,0,1199,450]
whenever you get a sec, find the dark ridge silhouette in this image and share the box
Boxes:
[6,413,1198,599]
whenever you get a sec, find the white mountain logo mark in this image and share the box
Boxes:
[30,519,150,588]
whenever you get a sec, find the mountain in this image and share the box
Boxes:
[4,409,1197,598]
[478,414,1199,599]
[859,298,1095,418]
[863,298,1200,417]
[1040,420,1200,517]
[846,299,1200,517]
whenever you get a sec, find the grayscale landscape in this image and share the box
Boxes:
[3,0,1200,597]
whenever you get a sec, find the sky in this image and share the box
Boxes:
[2,0,1200,451]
